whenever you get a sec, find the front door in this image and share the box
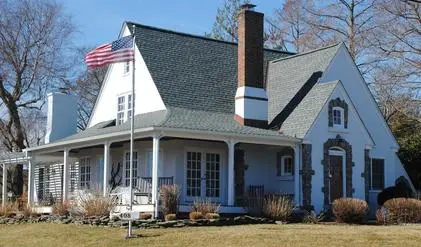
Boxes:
[186,151,221,202]
[329,155,343,203]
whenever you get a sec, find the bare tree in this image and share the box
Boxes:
[64,47,106,130]
[206,0,250,42]
[266,0,317,52]
[0,0,75,196]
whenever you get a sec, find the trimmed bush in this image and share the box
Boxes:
[332,198,368,224]
[189,211,204,220]
[0,202,18,217]
[191,199,220,215]
[205,213,220,220]
[140,212,152,220]
[165,213,177,221]
[263,195,294,222]
[161,185,180,215]
[72,187,117,217]
[52,201,71,216]
[382,198,421,224]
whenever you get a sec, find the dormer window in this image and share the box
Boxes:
[116,93,133,125]
[333,107,343,127]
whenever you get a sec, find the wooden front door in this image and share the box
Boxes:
[329,155,343,203]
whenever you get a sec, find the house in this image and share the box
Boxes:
[20,4,412,216]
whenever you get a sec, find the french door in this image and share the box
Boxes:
[186,151,221,202]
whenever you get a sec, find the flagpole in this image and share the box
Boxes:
[127,24,136,238]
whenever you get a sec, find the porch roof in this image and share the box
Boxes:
[26,107,298,152]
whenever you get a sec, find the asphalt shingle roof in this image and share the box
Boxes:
[129,22,290,114]
[280,81,339,138]
[267,44,341,125]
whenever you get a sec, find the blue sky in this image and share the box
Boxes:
[58,0,283,47]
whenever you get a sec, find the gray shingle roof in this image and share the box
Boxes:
[280,81,339,138]
[267,43,341,125]
[128,22,290,114]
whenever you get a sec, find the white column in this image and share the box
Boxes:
[62,148,69,202]
[227,139,237,206]
[152,135,161,218]
[294,143,301,206]
[103,142,110,197]
[28,157,35,205]
[2,164,6,207]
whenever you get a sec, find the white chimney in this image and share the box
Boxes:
[44,92,77,144]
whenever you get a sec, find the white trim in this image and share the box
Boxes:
[122,149,139,187]
[235,86,268,99]
[332,107,344,128]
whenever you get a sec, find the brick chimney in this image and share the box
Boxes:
[234,4,268,128]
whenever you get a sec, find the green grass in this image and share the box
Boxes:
[1,223,421,246]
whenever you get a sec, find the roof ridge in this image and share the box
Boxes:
[270,43,342,63]
[125,21,294,55]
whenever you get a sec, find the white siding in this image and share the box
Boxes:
[305,84,372,212]
[88,25,166,127]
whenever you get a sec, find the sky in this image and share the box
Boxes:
[57,0,283,47]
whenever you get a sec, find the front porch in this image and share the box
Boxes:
[27,131,301,217]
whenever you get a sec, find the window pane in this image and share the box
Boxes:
[371,159,385,190]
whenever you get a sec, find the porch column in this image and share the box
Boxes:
[227,139,237,206]
[294,143,301,206]
[2,164,6,207]
[27,157,35,205]
[103,142,110,197]
[62,148,69,202]
[152,135,161,218]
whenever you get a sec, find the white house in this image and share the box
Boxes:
[20,4,413,216]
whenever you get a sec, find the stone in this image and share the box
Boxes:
[157,221,178,228]
[61,219,72,224]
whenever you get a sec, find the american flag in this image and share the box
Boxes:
[85,36,134,69]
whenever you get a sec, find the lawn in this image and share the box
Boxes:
[1,223,421,247]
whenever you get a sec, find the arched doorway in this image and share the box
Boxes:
[328,147,345,203]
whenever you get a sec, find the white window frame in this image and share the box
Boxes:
[277,155,294,177]
[116,93,133,125]
[79,157,92,190]
[123,150,139,187]
[123,61,130,75]
[332,107,344,128]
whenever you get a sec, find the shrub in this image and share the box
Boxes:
[72,186,117,217]
[189,211,204,220]
[205,213,220,220]
[191,199,220,215]
[165,213,177,221]
[377,184,413,206]
[160,185,180,215]
[332,198,368,224]
[376,208,387,225]
[0,202,18,217]
[303,210,325,224]
[140,212,152,220]
[22,204,36,218]
[52,201,71,216]
[263,195,294,222]
[383,198,421,224]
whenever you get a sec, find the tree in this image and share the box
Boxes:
[64,47,106,130]
[266,0,317,52]
[0,0,75,196]
[207,0,250,42]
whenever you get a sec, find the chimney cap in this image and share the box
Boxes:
[240,3,256,11]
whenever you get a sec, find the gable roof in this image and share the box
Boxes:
[279,81,339,138]
[267,43,341,126]
[127,21,291,114]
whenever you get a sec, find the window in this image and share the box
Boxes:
[79,157,91,189]
[117,96,125,125]
[124,151,138,186]
[333,107,343,126]
[123,61,130,75]
[277,155,294,177]
[371,158,385,190]
[116,94,133,125]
